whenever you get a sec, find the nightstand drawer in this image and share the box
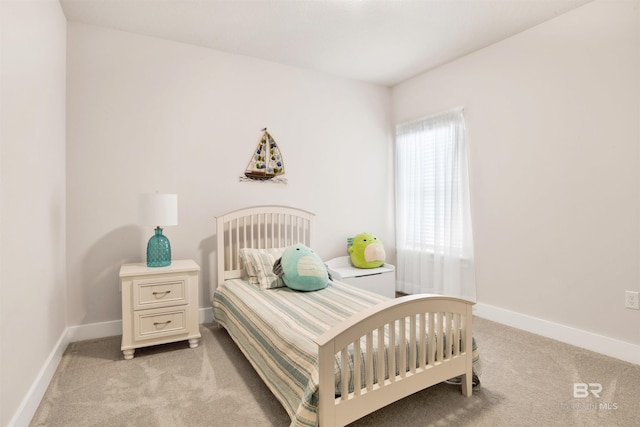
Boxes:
[133,276,188,310]
[134,308,187,341]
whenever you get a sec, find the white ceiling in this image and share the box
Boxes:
[59,0,591,87]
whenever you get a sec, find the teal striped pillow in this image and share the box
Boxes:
[239,247,286,289]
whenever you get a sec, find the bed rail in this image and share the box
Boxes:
[314,294,474,427]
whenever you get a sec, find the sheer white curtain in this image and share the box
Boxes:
[395,108,476,301]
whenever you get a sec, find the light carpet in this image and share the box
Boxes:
[30,317,640,426]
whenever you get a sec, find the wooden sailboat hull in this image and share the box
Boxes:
[244,171,277,180]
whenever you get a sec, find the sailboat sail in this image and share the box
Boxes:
[244,128,285,180]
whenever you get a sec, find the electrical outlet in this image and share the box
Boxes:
[625,291,640,310]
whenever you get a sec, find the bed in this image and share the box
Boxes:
[212,205,479,427]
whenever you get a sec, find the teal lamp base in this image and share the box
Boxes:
[147,227,171,267]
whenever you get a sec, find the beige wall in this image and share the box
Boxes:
[393,0,640,345]
[0,0,67,425]
[65,23,393,326]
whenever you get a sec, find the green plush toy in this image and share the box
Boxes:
[273,244,329,292]
[348,232,385,268]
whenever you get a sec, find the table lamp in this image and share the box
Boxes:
[139,193,178,267]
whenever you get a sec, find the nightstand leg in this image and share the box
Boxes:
[123,349,135,360]
[189,338,200,348]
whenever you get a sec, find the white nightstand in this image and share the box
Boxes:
[326,256,396,298]
[120,259,201,360]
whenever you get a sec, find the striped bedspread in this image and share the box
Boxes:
[212,279,481,427]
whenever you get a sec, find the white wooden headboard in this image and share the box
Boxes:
[216,205,315,285]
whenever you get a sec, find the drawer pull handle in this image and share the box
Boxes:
[153,320,172,327]
[152,290,171,297]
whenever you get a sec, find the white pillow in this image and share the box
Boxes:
[239,247,286,289]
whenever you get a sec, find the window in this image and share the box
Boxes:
[395,108,475,299]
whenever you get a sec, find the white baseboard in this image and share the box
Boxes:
[65,319,123,342]
[473,302,640,365]
[200,306,214,323]
[11,307,215,427]
[9,329,69,427]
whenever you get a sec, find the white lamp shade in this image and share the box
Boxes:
[139,193,178,227]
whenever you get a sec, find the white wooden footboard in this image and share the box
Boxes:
[314,294,474,427]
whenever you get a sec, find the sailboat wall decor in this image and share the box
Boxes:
[240,128,287,184]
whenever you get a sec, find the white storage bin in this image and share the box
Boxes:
[326,256,395,298]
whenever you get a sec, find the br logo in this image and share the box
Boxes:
[573,383,602,398]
